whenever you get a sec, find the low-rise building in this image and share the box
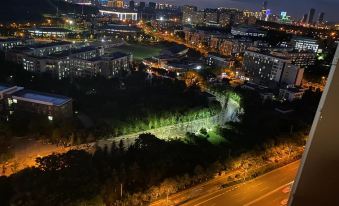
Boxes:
[0,38,23,51]
[279,87,305,102]
[271,50,316,67]
[207,52,234,69]
[28,27,73,38]
[22,46,104,78]
[291,37,319,53]
[231,25,267,38]
[99,52,133,78]
[243,48,304,87]
[0,84,72,120]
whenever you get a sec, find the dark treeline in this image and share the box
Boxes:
[0,129,307,206]
[0,80,321,205]
[0,57,220,144]
[0,0,98,23]
[0,130,305,206]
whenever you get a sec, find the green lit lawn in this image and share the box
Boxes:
[207,131,226,145]
[106,43,166,60]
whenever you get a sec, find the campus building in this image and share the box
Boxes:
[231,25,267,38]
[0,84,72,120]
[243,48,304,87]
[99,8,138,20]
[28,27,73,38]
[291,37,319,53]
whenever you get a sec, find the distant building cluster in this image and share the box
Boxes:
[2,39,133,80]
[182,6,252,27]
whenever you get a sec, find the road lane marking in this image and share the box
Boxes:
[243,181,294,206]
[193,191,230,206]
[154,161,300,206]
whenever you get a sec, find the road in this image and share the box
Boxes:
[0,138,94,176]
[248,182,293,206]
[152,161,299,206]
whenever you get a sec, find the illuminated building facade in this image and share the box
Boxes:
[204,9,218,24]
[231,25,267,37]
[107,0,124,8]
[28,27,73,38]
[243,49,304,87]
[271,50,317,67]
[292,37,319,53]
[99,9,138,20]
[182,5,197,24]
[0,38,24,51]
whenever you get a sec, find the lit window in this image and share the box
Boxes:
[13,99,17,103]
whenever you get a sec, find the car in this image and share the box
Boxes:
[280,198,288,205]
[282,186,291,194]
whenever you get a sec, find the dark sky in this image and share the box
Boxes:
[150,0,339,22]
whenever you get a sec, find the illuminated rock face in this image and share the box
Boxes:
[215,92,244,125]
[223,98,243,123]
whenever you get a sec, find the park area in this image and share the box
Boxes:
[106,43,167,60]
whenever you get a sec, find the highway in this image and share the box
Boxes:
[152,161,300,206]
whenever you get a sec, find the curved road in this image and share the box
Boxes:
[151,161,300,206]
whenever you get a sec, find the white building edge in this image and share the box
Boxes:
[289,43,339,205]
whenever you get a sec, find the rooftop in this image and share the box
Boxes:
[105,52,130,60]
[232,25,267,33]
[50,46,98,58]
[99,7,137,13]
[28,27,73,33]
[282,87,305,93]
[292,36,317,42]
[12,90,72,106]
[0,84,10,92]
[0,38,21,43]
[30,41,72,49]
[101,24,140,32]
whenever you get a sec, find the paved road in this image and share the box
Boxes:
[0,138,94,176]
[175,161,299,206]
[249,182,293,206]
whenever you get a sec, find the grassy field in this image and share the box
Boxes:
[106,43,166,60]
[207,131,227,145]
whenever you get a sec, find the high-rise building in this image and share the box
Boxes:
[204,9,218,24]
[307,8,315,24]
[191,11,205,25]
[301,14,308,23]
[262,1,268,10]
[107,0,124,8]
[219,12,231,27]
[129,0,134,9]
[149,2,156,10]
[182,5,197,24]
[139,2,145,10]
[318,12,325,24]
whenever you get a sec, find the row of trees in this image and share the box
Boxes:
[0,57,220,143]
[0,129,307,206]
[0,77,322,205]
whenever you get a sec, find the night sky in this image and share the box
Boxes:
[152,0,339,22]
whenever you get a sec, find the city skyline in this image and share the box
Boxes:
[150,0,339,22]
